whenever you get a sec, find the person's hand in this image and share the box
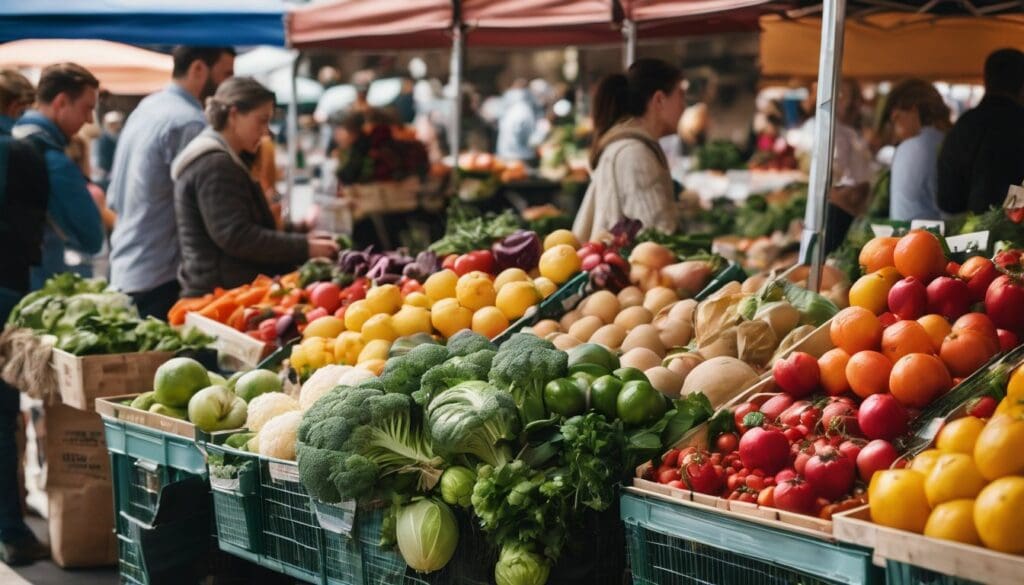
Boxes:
[307,233,340,259]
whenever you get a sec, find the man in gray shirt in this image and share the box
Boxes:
[108,46,235,318]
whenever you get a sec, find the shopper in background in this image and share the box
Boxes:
[92,110,122,189]
[884,79,951,222]
[573,59,685,242]
[107,46,235,318]
[938,48,1024,215]
[496,79,539,163]
[171,77,338,298]
[67,133,116,233]
[13,63,104,289]
[0,70,50,568]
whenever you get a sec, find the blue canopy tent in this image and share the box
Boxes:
[0,0,286,46]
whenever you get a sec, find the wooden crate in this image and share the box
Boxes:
[341,177,421,220]
[835,505,1024,585]
[95,394,238,442]
[52,348,174,411]
[185,313,270,368]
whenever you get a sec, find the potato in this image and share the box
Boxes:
[568,315,603,343]
[658,318,693,348]
[643,287,678,315]
[617,286,644,309]
[552,334,582,350]
[742,273,768,294]
[581,290,619,324]
[559,309,582,331]
[531,319,561,338]
[668,299,698,324]
[589,324,627,349]
[666,353,703,383]
[621,324,666,356]
[645,366,684,398]
[614,306,653,331]
[620,347,662,371]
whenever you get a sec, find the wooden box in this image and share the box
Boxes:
[51,348,174,411]
[185,312,270,368]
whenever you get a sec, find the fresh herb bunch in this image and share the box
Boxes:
[428,201,522,256]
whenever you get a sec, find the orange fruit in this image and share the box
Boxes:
[830,307,884,354]
[881,320,936,363]
[917,314,951,351]
[819,348,852,396]
[940,330,999,378]
[890,353,952,408]
[846,351,892,398]
[860,236,899,274]
[893,230,947,281]
[849,267,901,315]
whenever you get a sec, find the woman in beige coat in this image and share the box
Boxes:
[573,59,686,242]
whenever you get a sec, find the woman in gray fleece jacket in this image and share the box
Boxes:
[573,59,686,242]
[171,77,338,298]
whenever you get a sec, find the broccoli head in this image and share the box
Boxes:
[413,348,496,406]
[379,343,449,396]
[296,386,444,503]
[426,380,520,468]
[445,330,495,358]
[489,334,567,426]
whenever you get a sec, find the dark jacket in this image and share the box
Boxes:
[171,129,307,298]
[937,95,1024,215]
[0,116,49,299]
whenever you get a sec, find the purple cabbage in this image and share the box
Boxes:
[492,230,541,272]
[402,251,440,283]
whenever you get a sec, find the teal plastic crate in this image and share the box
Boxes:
[315,500,363,585]
[621,492,882,585]
[206,444,262,559]
[884,560,982,585]
[257,458,323,584]
[102,417,208,475]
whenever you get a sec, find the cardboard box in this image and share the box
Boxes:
[48,481,116,568]
[44,403,110,485]
[184,313,269,367]
[52,348,174,411]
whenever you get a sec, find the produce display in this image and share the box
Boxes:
[869,360,1024,554]
[7,273,211,355]
[640,230,1023,523]
[293,330,713,584]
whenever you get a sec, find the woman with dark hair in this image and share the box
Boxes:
[884,79,951,221]
[573,59,686,241]
[172,77,338,297]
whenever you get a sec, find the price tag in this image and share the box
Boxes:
[945,231,990,254]
[910,219,945,235]
[871,224,895,238]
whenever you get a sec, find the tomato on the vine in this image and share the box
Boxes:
[680,451,725,495]
[804,447,856,500]
[774,477,817,513]
[715,432,739,454]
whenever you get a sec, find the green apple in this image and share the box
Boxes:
[234,369,282,402]
[208,371,228,386]
[153,357,210,407]
[226,370,247,390]
[130,391,156,411]
[149,403,187,420]
[187,386,248,432]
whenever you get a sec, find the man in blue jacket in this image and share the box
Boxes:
[13,63,104,289]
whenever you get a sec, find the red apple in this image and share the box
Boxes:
[998,329,1020,352]
[772,352,821,398]
[958,257,998,303]
[888,277,928,320]
[946,261,961,276]
[926,276,971,321]
[986,275,1024,335]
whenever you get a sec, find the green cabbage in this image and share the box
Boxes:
[439,466,475,509]
[396,499,458,573]
[494,544,550,585]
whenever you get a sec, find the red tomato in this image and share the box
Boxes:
[738,427,790,475]
[733,402,759,432]
[667,480,685,490]
[453,250,495,276]
[775,468,798,484]
[959,257,998,303]
[821,401,860,436]
[662,448,682,468]
[715,433,739,454]
[774,477,817,514]
[657,467,681,484]
[855,439,899,483]
[759,395,795,423]
[857,394,908,441]
[804,447,855,500]
[305,307,329,323]
[966,396,997,419]
[985,274,1024,334]
[258,318,277,342]
[757,486,775,507]
[780,400,813,428]
[783,427,804,442]
[680,451,724,495]
[772,352,821,398]
[334,305,347,320]
[838,439,865,463]
[998,329,1020,352]
[401,279,423,296]
[442,254,458,270]
[310,282,342,313]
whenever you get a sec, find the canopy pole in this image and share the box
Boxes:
[285,53,299,222]
[450,21,465,160]
[623,18,637,68]
[799,0,847,292]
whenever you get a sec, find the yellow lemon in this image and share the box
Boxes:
[404,291,431,308]
[533,277,557,298]
[974,476,1024,553]
[471,307,510,339]
[424,269,458,302]
[344,300,372,332]
[494,268,531,291]
[495,281,541,320]
[924,453,987,507]
[392,306,432,337]
[365,284,402,314]
[543,229,580,250]
[303,316,344,339]
[361,313,397,342]
[431,298,473,339]
[455,271,496,311]
[924,499,981,545]
[936,416,985,454]
[358,339,391,364]
[539,244,581,285]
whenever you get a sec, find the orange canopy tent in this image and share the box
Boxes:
[761,12,1024,82]
[0,39,171,94]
